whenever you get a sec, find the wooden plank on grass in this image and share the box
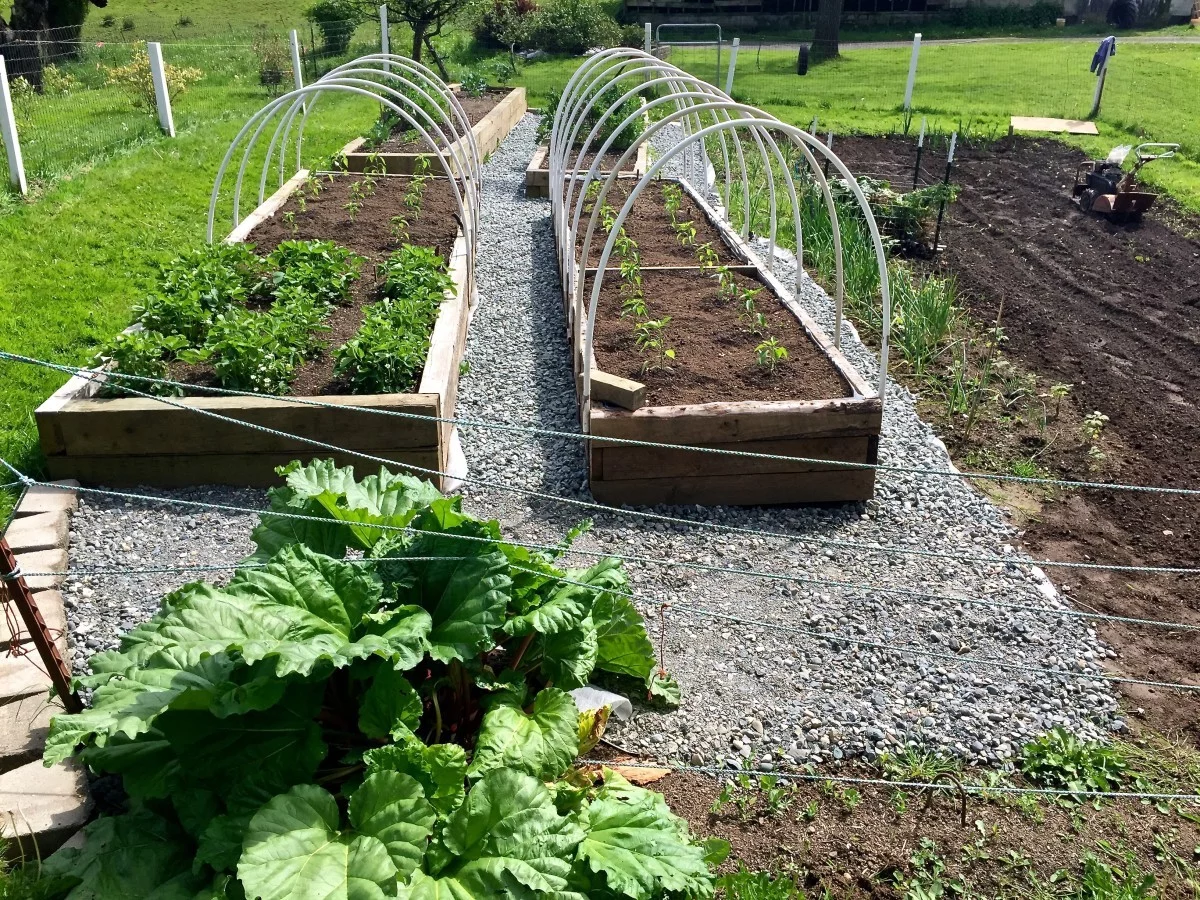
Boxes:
[1009,116,1099,135]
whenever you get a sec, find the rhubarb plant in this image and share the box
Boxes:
[42,460,707,900]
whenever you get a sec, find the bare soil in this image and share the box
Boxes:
[375,89,507,152]
[828,134,1200,741]
[576,181,742,268]
[656,770,1200,897]
[592,268,850,407]
[173,174,460,396]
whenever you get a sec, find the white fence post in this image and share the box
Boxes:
[644,22,652,54]
[289,29,304,91]
[903,32,921,111]
[380,4,390,73]
[724,37,740,95]
[0,56,28,195]
[146,42,175,137]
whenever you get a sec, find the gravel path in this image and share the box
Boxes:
[64,115,1123,773]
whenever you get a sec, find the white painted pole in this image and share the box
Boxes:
[146,42,176,137]
[644,22,652,55]
[379,5,390,73]
[903,32,921,111]
[0,56,28,195]
[289,30,304,91]
[724,37,740,95]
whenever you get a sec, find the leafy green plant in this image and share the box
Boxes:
[265,240,363,306]
[634,317,676,373]
[183,301,320,394]
[1019,728,1132,797]
[461,70,489,98]
[344,181,366,220]
[888,263,959,377]
[282,210,298,237]
[717,865,806,900]
[334,246,452,394]
[1076,853,1156,900]
[755,338,788,373]
[881,747,962,783]
[306,0,366,54]
[1081,411,1110,444]
[662,183,683,223]
[96,330,189,398]
[696,245,719,276]
[390,216,411,243]
[42,460,702,900]
[405,158,433,212]
[672,220,697,247]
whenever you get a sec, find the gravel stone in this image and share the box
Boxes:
[62,114,1121,770]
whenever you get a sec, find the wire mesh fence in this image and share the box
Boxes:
[0,17,384,186]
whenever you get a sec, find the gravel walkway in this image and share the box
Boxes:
[64,115,1123,774]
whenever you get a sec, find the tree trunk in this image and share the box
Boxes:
[411,25,426,62]
[423,35,450,80]
[811,0,844,62]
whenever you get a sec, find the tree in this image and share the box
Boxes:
[382,0,464,72]
[810,0,843,62]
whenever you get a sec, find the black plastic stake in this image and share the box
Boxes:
[932,131,956,253]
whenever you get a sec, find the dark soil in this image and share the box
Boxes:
[375,89,507,152]
[175,174,461,396]
[592,268,850,407]
[829,134,1200,740]
[576,181,743,269]
[656,771,1200,897]
[553,149,638,174]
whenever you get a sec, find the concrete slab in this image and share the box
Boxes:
[0,695,61,774]
[4,511,70,554]
[15,548,68,592]
[12,481,79,519]
[0,654,51,705]
[0,758,92,857]
[0,590,67,650]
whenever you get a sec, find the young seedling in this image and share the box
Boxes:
[365,151,387,177]
[344,181,365,221]
[634,317,675,373]
[713,266,738,303]
[755,337,788,372]
[303,174,323,198]
[662,182,683,222]
[696,242,719,273]
[672,219,697,247]
[360,171,377,197]
[1048,382,1072,421]
[282,210,298,237]
[389,216,410,243]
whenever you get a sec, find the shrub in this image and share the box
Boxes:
[41,64,78,95]
[121,15,135,31]
[306,0,366,54]
[472,0,538,48]
[252,33,293,91]
[524,0,621,54]
[944,0,1062,28]
[39,460,705,900]
[104,42,203,111]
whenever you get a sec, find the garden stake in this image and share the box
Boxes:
[0,538,80,712]
[913,117,927,190]
[932,131,956,253]
[919,772,968,826]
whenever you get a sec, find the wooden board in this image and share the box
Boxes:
[596,435,876,480]
[590,468,877,507]
[341,87,527,176]
[1009,116,1099,136]
[35,176,472,490]
[525,143,651,198]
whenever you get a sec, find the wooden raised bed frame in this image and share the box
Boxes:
[525,143,650,199]
[339,87,527,176]
[567,179,881,507]
[35,169,472,489]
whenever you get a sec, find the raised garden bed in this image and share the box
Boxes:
[525,143,650,199]
[565,178,881,507]
[36,168,472,488]
[339,86,526,176]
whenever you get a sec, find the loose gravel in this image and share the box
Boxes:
[64,114,1123,774]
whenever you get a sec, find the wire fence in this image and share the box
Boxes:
[0,17,385,185]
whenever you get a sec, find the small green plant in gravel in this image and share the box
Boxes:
[882,747,963,783]
[95,331,189,398]
[1020,728,1133,798]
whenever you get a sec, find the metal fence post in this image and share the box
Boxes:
[289,29,304,92]
[725,37,740,95]
[147,41,176,137]
[1089,51,1110,119]
[0,56,28,195]
[903,32,921,111]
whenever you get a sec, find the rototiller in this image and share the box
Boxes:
[1073,142,1179,218]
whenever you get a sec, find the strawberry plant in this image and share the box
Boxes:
[265,240,363,306]
[334,245,452,394]
[41,460,707,900]
[95,330,190,397]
